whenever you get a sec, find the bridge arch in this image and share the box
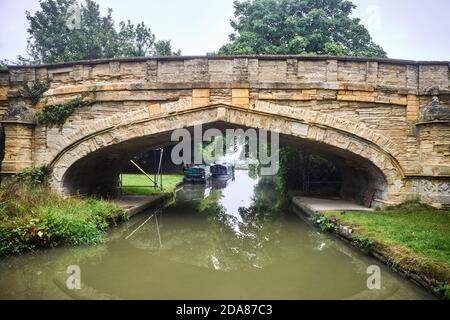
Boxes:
[49,99,405,207]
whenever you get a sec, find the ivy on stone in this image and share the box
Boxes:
[15,165,52,186]
[36,89,96,127]
[21,79,50,106]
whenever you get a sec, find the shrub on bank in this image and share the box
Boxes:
[310,214,336,232]
[437,283,450,300]
[0,183,125,256]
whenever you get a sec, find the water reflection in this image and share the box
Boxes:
[217,170,257,224]
[0,170,434,300]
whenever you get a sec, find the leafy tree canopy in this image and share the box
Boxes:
[117,20,155,57]
[154,40,182,57]
[22,0,180,64]
[219,0,386,57]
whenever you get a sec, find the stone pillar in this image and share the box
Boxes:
[412,98,450,207]
[0,120,35,178]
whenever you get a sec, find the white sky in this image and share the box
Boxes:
[0,0,449,61]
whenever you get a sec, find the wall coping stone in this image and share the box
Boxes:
[2,55,449,71]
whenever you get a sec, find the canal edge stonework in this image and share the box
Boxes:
[291,196,448,299]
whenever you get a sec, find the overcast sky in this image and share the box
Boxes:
[1,0,449,62]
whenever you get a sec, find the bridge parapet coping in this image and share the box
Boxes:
[1,56,448,95]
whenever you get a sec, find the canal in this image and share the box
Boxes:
[0,170,433,299]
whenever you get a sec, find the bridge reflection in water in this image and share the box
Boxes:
[0,170,433,300]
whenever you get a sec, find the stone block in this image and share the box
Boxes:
[185,59,209,82]
[158,61,185,83]
[146,60,158,82]
[232,97,250,107]
[406,65,419,91]
[0,86,8,101]
[232,88,249,98]
[389,96,408,106]
[109,62,121,75]
[209,60,233,82]
[232,58,249,82]
[366,61,378,86]
[378,63,407,87]
[259,60,287,82]
[406,95,420,121]
[326,60,338,83]
[338,61,366,83]
[232,88,250,107]
[298,60,327,82]
[192,89,210,98]
[287,59,298,82]
[419,64,449,92]
[148,103,162,116]
[192,97,210,108]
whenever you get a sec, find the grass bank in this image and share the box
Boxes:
[120,174,183,195]
[0,183,125,257]
[320,203,450,298]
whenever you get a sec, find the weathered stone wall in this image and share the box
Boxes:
[0,71,9,175]
[0,123,34,174]
[0,56,449,206]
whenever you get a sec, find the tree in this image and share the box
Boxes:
[26,0,119,63]
[154,40,181,56]
[219,0,386,57]
[24,0,180,64]
[117,20,155,57]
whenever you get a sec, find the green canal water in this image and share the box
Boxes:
[0,170,433,299]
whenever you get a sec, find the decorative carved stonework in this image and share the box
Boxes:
[420,97,450,122]
[2,101,36,123]
[438,182,450,194]
[415,179,450,206]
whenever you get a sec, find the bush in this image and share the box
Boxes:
[0,184,125,256]
[352,235,374,251]
[15,165,52,186]
[310,214,336,232]
[436,283,450,300]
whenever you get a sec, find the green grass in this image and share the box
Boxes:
[322,203,450,282]
[0,183,125,256]
[120,174,183,195]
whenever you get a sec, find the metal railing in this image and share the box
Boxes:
[119,148,164,193]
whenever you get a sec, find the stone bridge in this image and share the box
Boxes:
[0,55,449,207]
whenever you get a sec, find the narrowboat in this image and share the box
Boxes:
[212,178,231,189]
[179,184,212,201]
[211,164,234,180]
[183,165,212,184]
